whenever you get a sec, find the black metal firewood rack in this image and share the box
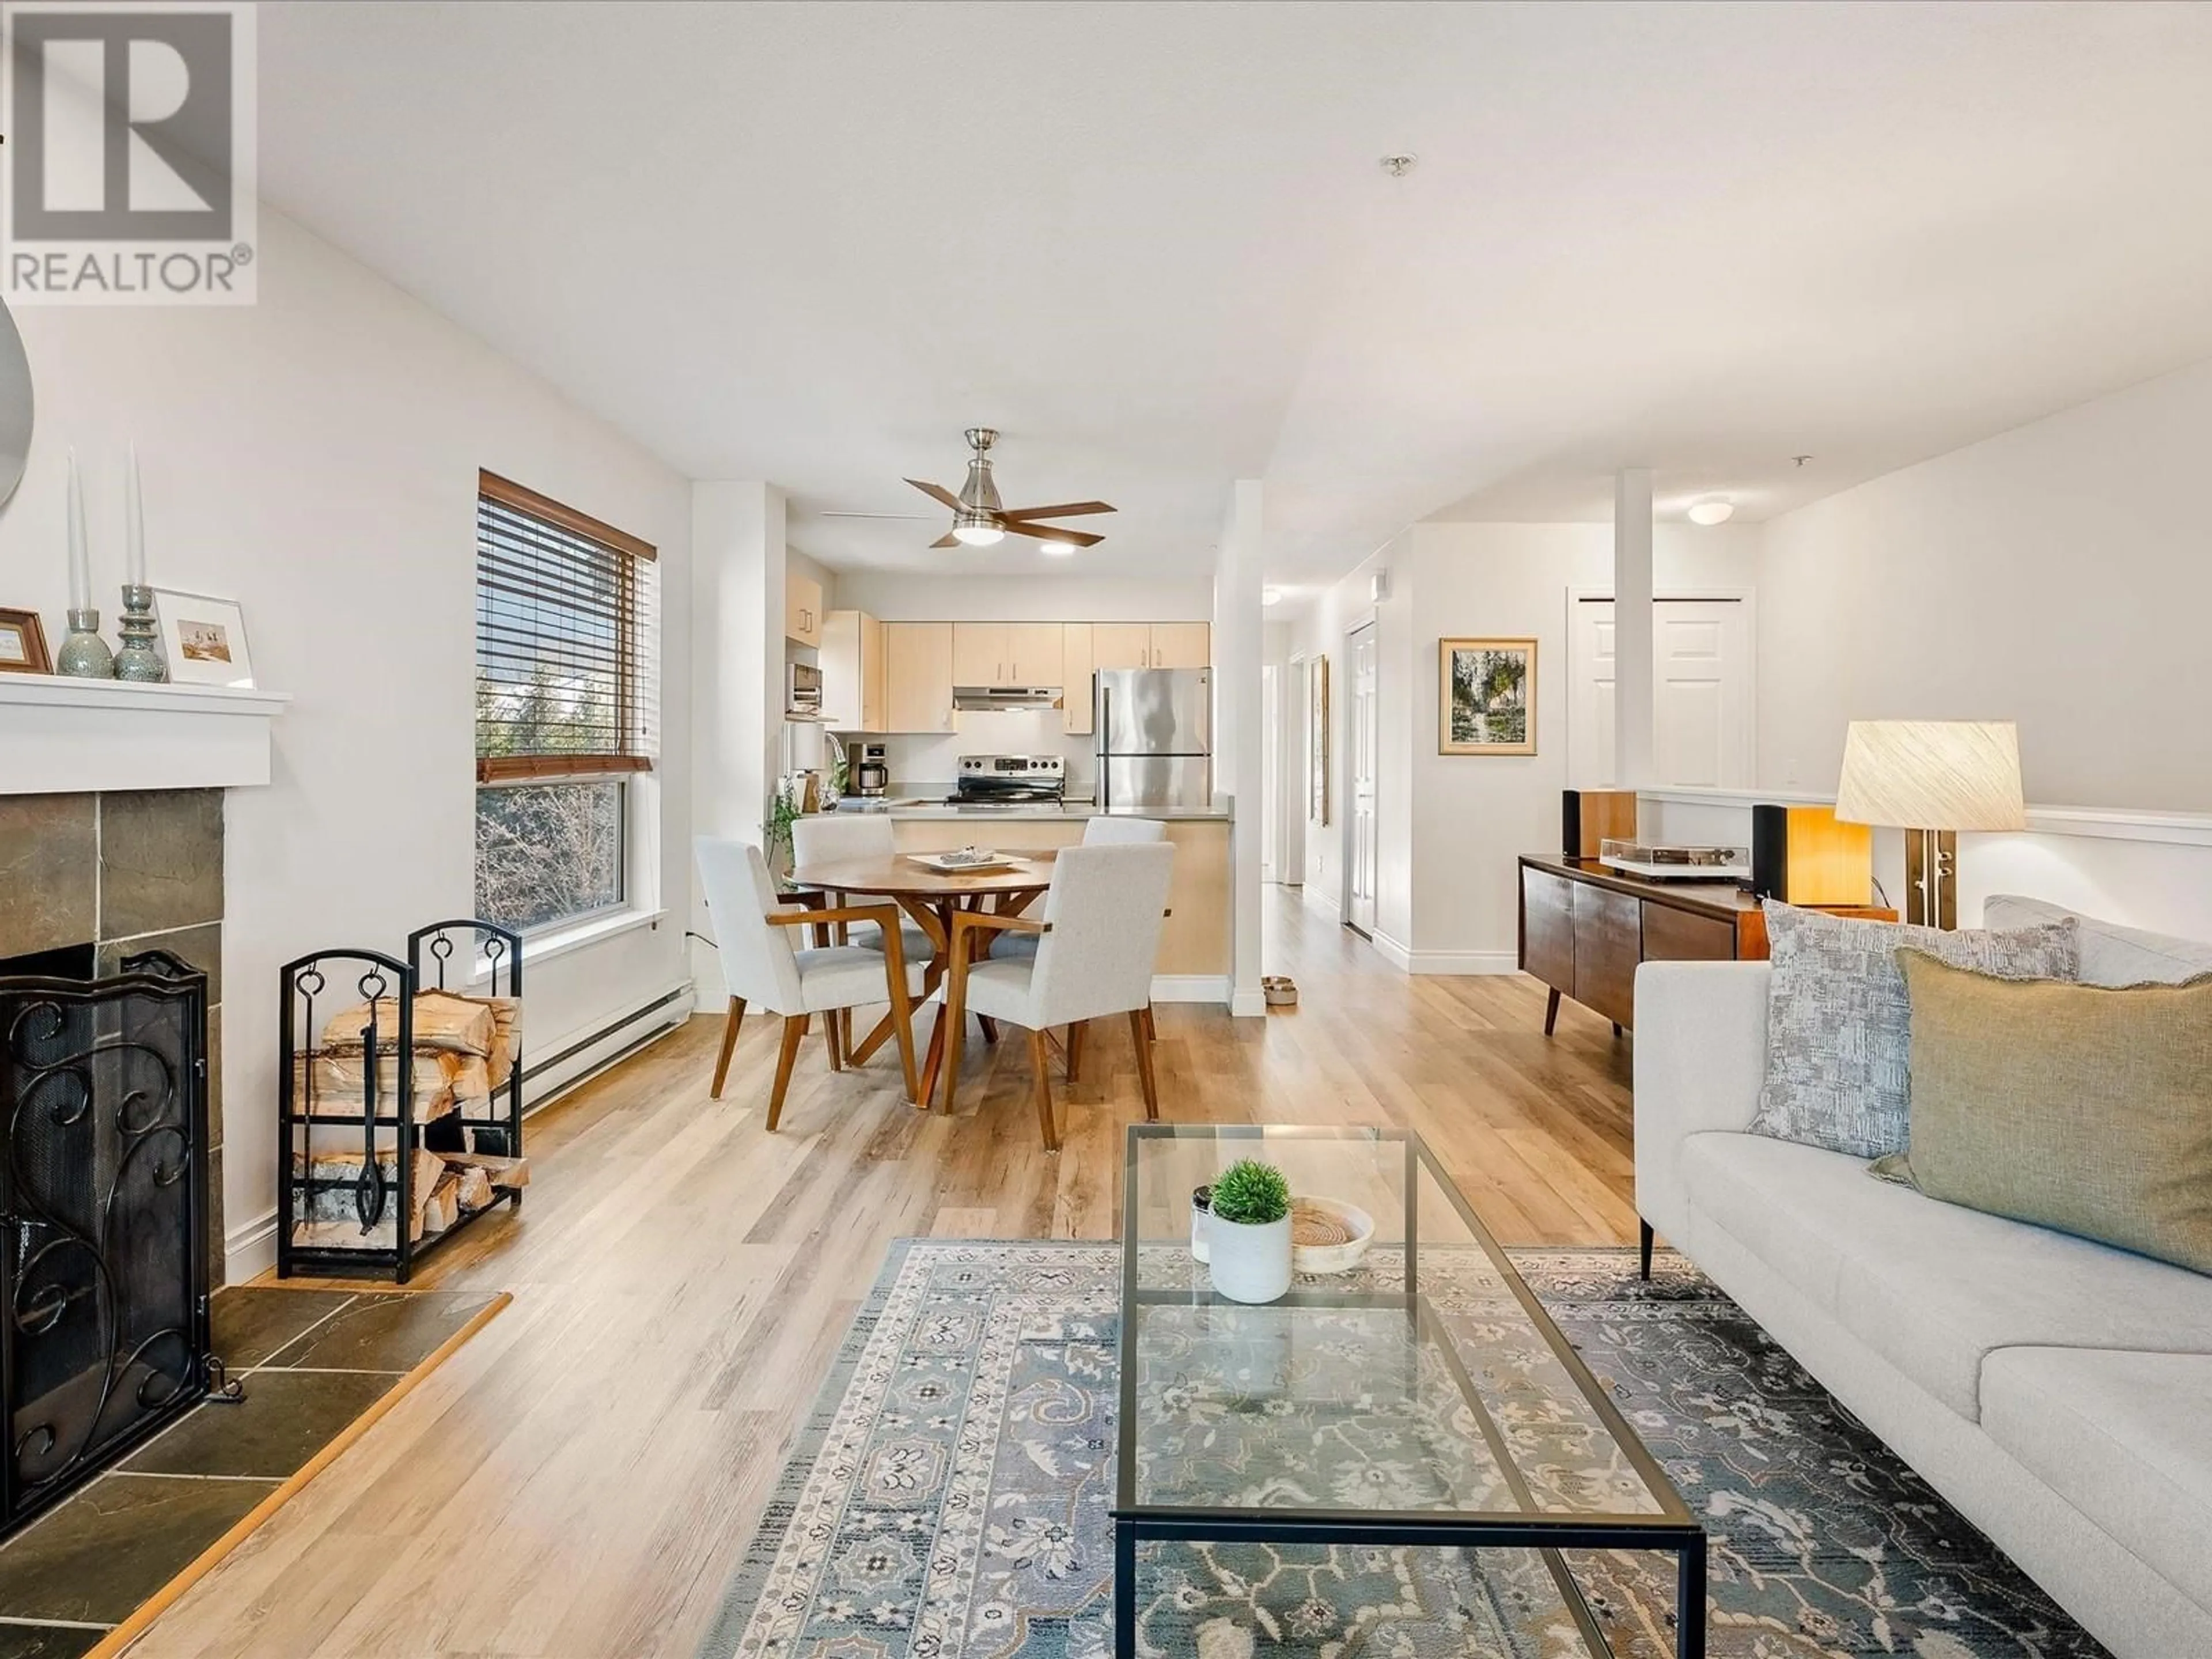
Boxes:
[276,920,523,1284]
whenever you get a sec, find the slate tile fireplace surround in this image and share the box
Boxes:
[1,789,226,1283]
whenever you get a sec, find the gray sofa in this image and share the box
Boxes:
[1634,895,2212,1659]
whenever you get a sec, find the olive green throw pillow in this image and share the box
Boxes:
[1877,951,2212,1274]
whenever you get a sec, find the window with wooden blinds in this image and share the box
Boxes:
[475,470,657,782]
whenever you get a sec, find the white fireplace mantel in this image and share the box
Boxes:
[0,676,290,795]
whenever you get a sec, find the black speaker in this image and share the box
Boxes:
[1751,802,1787,899]
[1561,789,1638,859]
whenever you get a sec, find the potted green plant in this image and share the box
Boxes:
[1206,1157,1293,1303]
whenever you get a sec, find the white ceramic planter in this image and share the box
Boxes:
[1207,1213,1292,1304]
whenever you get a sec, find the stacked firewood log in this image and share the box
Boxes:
[290,988,528,1246]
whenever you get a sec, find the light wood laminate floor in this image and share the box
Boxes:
[133,887,1635,1658]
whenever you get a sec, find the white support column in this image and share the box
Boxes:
[1612,467,1656,788]
[688,481,786,995]
[1213,479,1266,1017]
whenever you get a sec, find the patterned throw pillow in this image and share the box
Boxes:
[1749,902,2080,1158]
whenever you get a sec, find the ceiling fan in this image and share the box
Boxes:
[888,428,1116,550]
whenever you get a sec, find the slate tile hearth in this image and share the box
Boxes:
[0,1285,503,1647]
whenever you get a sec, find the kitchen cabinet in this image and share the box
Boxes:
[951,622,1007,686]
[819,609,887,731]
[1007,623,1064,687]
[1061,623,1094,734]
[1089,622,1210,671]
[1092,623,1153,671]
[1150,622,1211,669]
[785,571,824,647]
[950,621,1066,685]
[885,622,955,732]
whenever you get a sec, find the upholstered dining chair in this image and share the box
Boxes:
[985,816,1168,1039]
[790,812,937,1060]
[694,836,925,1129]
[938,840,1175,1150]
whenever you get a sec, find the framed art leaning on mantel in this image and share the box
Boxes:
[1440,636,1536,755]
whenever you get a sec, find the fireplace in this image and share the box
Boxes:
[1,786,230,1537]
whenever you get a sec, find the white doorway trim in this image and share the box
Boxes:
[1342,619,1380,938]
[1566,585,1758,790]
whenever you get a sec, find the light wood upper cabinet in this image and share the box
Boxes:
[1089,621,1210,671]
[1150,622,1211,669]
[1061,623,1094,734]
[1091,622,1153,672]
[950,622,1009,686]
[886,622,955,732]
[819,609,887,731]
[1007,623,1065,687]
[785,570,824,647]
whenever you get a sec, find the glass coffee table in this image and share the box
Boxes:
[1114,1124,1705,1658]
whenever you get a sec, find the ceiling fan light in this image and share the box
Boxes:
[952,509,1003,546]
[1040,541,1077,557]
[1687,498,1735,526]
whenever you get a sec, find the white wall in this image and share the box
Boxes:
[1285,547,1388,921]
[1759,355,2212,811]
[1400,521,1758,966]
[0,206,695,1278]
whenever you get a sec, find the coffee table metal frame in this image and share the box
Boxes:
[1112,1123,1706,1659]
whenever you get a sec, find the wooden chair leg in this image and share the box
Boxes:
[1065,1019,1085,1084]
[766,1014,807,1131]
[978,1014,999,1045]
[825,1006,844,1071]
[1142,1002,1157,1043]
[880,938,922,1109]
[710,997,747,1098]
[1129,1009,1160,1121]
[1028,1027,1059,1151]
[941,953,970,1112]
[1544,987,1562,1037]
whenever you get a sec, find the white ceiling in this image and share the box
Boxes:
[258,1,2212,583]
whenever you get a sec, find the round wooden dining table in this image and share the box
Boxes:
[785,849,1059,1107]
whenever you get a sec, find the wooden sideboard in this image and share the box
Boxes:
[1518,854,1891,1035]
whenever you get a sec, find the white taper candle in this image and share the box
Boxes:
[67,447,90,612]
[126,442,146,588]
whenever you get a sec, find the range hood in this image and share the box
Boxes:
[953,684,1063,712]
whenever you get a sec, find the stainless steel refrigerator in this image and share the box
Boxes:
[1095,668,1212,811]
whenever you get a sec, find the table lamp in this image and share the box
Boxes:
[1832,720,2025,929]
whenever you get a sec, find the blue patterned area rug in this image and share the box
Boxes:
[698,1241,2104,1659]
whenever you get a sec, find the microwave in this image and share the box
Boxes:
[786,661,824,719]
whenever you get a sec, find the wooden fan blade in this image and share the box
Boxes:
[929,531,962,548]
[995,499,1115,520]
[1002,521,1104,548]
[906,478,962,510]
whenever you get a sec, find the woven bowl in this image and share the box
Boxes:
[1289,1196,1374,1274]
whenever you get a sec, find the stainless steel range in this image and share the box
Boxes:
[950,754,1066,810]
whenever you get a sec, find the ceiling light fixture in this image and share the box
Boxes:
[1040,540,1077,558]
[1687,498,1735,526]
[1380,154,1418,178]
[952,508,1004,546]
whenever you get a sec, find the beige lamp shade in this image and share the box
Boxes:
[1834,720,2027,831]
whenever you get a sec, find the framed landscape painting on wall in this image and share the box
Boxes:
[1440,637,1536,755]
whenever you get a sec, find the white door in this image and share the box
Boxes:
[1260,664,1279,883]
[1569,597,1752,789]
[1346,624,1379,935]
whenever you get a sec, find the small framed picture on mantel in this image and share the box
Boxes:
[151,588,255,688]
[1440,637,1536,756]
[0,607,52,673]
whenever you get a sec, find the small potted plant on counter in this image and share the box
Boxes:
[1206,1157,1293,1304]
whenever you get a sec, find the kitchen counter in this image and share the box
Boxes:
[826,797,1233,822]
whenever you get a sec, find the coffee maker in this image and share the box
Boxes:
[853,741,890,798]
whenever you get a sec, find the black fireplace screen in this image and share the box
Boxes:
[1,949,213,1534]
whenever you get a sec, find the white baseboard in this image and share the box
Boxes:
[1152,974,1230,1003]
[1406,950,1519,975]
[225,1207,278,1285]
[1370,930,1413,972]
[1303,885,1340,918]
[1229,988,1267,1017]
